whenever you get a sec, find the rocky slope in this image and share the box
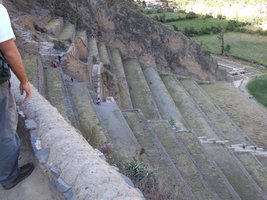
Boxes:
[18,0,220,81]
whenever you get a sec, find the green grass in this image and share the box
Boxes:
[195,32,267,65]
[247,74,267,108]
[148,12,187,21]
[23,53,37,87]
[166,18,228,32]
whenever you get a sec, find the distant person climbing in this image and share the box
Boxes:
[96,97,101,105]
[0,3,34,190]
[58,55,61,64]
[51,60,59,68]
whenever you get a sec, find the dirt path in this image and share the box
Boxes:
[213,55,267,110]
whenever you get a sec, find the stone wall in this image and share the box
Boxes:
[12,76,144,199]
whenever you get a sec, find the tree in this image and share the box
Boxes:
[142,0,146,7]
[225,44,231,54]
[217,27,225,55]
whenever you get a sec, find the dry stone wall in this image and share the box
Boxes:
[12,75,144,199]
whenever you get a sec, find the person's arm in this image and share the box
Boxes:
[0,39,32,101]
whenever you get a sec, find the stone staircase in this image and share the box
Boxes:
[19,14,267,200]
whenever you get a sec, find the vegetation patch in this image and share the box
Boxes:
[122,159,173,200]
[53,40,66,50]
[247,74,267,108]
[22,53,37,87]
[168,17,229,36]
[195,32,267,65]
[137,4,267,64]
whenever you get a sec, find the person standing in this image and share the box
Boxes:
[0,3,34,190]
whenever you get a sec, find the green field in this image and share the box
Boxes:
[247,74,267,108]
[167,18,228,32]
[195,33,267,65]
[148,12,187,21]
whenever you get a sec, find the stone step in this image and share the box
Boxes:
[76,30,89,48]
[123,59,161,120]
[123,110,196,200]
[88,37,99,62]
[98,42,111,66]
[68,82,106,148]
[178,78,267,199]
[143,67,186,130]
[59,22,76,42]
[45,17,64,37]
[149,120,218,200]
[94,102,141,162]
[110,48,132,110]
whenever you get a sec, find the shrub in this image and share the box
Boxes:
[92,56,97,64]
[153,15,159,21]
[225,44,231,54]
[157,9,163,13]
[204,14,213,19]
[53,40,66,50]
[166,8,174,13]
[173,25,180,32]
[126,160,153,181]
[217,14,224,20]
[186,11,198,19]
[159,14,166,23]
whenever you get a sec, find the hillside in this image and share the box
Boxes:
[3,0,267,199]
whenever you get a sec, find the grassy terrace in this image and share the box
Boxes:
[110,48,132,110]
[23,53,37,87]
[247,74,267,108]
[195,33,267,65]
[203,82,267,148]
[162,75,266,198]
[124,111,195,200]
[144,68,185,129]
[149,121,215,199]
[180,79,251,145]
[201,82,267,193]
[68,82,106,147]
[123,59,160,120]
[44,67,68,120]
[59,22,75,41]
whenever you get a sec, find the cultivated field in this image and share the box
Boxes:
[195,33,267,65]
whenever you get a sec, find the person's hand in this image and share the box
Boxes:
[20,81,32,102]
